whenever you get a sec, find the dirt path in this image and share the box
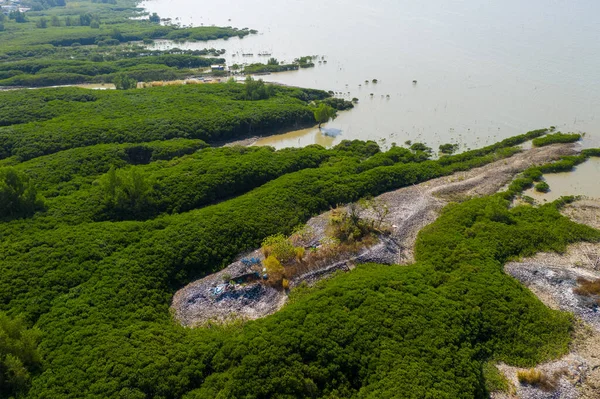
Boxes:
[172,143,579,327]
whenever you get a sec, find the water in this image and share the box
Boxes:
[523,157,600,202]
[140,0,600,151]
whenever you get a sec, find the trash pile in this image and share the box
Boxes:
[172,249,286,326]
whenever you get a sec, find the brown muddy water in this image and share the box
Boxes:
[140,0,600,151]
[523,157,600,202]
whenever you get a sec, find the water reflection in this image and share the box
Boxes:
[253,127,335,148]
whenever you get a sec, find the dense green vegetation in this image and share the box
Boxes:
[532,132,581,147]
[0,312,42,399]
[5,139,207,196]
[8,0,600,397]
[2,116,599,397]
[95,145,333,221]
[0,84,329,161]
[0,0,255,87]
[0,51,227,87]
[185,196,597,398]
[242,56,315,74]
[0,168,45,220]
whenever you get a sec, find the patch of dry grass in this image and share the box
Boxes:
[574,278,600,304]
[517,368,563,391]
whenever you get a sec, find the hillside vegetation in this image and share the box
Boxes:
[1,102,599,397]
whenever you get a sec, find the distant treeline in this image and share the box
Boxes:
[0,0,256,88]
[0,54,226,87]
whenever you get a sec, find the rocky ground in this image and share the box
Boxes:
[172,143,579,327]
[495,199,600,399]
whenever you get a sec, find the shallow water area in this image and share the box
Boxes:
[524,157,600,202]
[141,0,600,149]
[252,127,337,148]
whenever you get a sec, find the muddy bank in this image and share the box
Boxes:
[215,120,320,148]
[172,143,580,327]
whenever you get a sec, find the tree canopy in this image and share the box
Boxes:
[0,168,44,219]
[0,313,42,399]
[313,103,337,127]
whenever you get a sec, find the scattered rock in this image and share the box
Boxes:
[501,198,600,399]
[172,143,580,326]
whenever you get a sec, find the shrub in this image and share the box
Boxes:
[535,181,550,193]
[294,247,305,262]
[290,225,315,246]
[517,368,542,385]
[321,97,354,111]
[263,255,284,285]
[328,203,375,244]
[10,11,27,23]
[0,312,42,399]
[244,75,274,100]
[149,12,160,23]
[574,278,600,299]
[517,369,557,391]
[410,142,432,155]
[113,74,137,90]
[521,195,535,205]
[0,168,44,219]
[522,168,543,181]
[483,362,510,393]
[262,234,297,263]
[98,167,153,220]
[313,103,337,127]
[35,18,48,28]
[532,133,581,147]
[439,143,459,155]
